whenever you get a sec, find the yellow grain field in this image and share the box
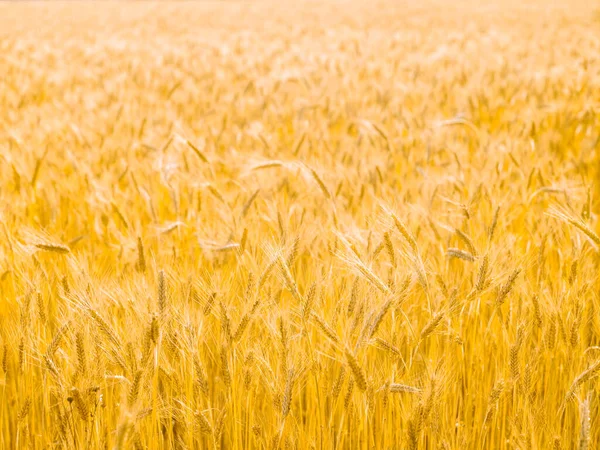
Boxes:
[1,1,599,448]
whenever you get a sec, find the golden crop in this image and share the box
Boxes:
[1,1,599,449]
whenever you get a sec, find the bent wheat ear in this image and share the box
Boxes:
[302,283,317,321]
[565,359,600,403]
[71,388,89,420]
[17,398,31,422]
[311,312,339,343]
[475,255,489,292]
[338,245,390,294]
[35,242,70,254]
[233,314,250,342]
[389,384,421,394]
[390,213,418,253]
[195,410,213,435]
[128,370,143,406]
[496,269,521,305]
[306,165,331,199]
[547,208,600,248]
[455,228,477,256]
[368,299,392,338]
[383,231,396,267]
[420,312,444,340]
[447,248,475,262]
[345,349,367,391]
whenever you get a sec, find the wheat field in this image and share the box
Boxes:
[1,1,599,449]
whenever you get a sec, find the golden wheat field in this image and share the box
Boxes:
[1,1,600,449]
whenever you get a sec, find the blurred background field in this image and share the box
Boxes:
[0,1,599,449]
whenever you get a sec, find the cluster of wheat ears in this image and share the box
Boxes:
[0,1,599,449]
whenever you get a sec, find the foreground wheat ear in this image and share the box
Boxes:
[0,0,599,449]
